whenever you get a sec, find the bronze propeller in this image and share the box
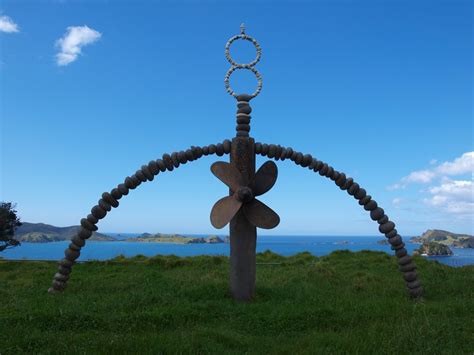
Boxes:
[210,160,280,229]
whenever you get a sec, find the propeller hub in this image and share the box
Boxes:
[237,186,254,203]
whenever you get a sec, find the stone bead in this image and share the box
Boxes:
[335,173,346,187]
[377,215,388,225]
[216,143,224,156]
[223,140,231,153]
[58,266,72,275]
[110,188,122,200]
[301,154,312,167]
[65,248,80,261]
[141,165,154,181]
[268,144,277,158]
[54,273,69,282]
[314,161,323,171]
[388,235,403,246]
[397,255,412,266]
[191,147,202,159]
[80,218,97,231]
[238,105,251,114]
[358,195,371,206]
[101,193,118,208]
[309,159,317,169]
[91,205,106,220]
[170,152,180,168]
[135,170,147,182]
[409,286,423,298]
[124,176,134,189]
[319,164,329,176]
[295,152,303,164]
[379,221,395,234]
[399,262,416,272]
[354,187,366,199]
[78,227,92,239]
[403,271,418,282]
[176,151,186,164]
[326,166,334,178]
[341,177,354,190]
[395,248,407,258]
[59,258,74,268]
[331,171,340,181]
[406,279,421,289]
[370,208,384,221]
[98,198,112,212]
[68,243,80,251]
[185,149,194,161]
[130,175,141,187]
[118,184,129,196]
[208,144,217,154]
[261,144,269,156]
[148,160,159,175]
[391,242,405,250]
[255,142,262,154]
[52,280,66,290]
[285,147,293,159]
[280,148,287,161]
[162,154,174,171]
[290,151,297,161]
[202,146,209,155]
[348,183,360,196]
[157,159,166,172]
[385,230,397,239]
[364,200,378,211]
[275,146,283,159]
[87,213,98,225]
[71,234,85,247]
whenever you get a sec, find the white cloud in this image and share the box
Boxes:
[435,152,474,176]
[55,25,101,66]
[423,179,473,216]
[0,15,19,33]
[389,151,473,190]
[429,159,438,165]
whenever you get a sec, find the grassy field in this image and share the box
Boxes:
[1,250,473,354]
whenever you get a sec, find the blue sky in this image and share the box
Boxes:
[1,0,472,236]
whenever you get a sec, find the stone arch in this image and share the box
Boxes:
[254,141,423,298]
[48,140,232,293]
[48,139,423,299]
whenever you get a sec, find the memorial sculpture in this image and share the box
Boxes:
[48,25,423,300]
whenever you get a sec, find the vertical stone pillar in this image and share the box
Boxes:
[229,136,256,301]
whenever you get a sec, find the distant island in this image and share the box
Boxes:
[15,222,115,242]
[413,242,454,257]
[124,233,227,244]
[410,229,474,249]
[14,222,228,244]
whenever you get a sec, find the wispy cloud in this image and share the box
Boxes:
[388,152,473,190]
[55,25,101,66]
[388,152,473,219]
[0,15,19,33]
[423,179,473,217]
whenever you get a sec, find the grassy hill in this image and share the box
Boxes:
[0,250,473,354]
[410,229,474,248]
[15,222,115,242]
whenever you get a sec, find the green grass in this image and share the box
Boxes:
[1,250,473,354]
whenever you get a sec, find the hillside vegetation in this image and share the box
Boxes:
[15,222,115,242]
[1,250,473,354]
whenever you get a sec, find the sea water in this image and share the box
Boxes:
[1,235,473,267]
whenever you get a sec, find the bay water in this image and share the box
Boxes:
[1,235,473,267]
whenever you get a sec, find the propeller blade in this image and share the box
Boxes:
[242,199,280,229]
[210,195,243,229]
[210,162,243,192]
[250,161,278,196]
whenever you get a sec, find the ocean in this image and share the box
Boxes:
[1,235,473,267]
